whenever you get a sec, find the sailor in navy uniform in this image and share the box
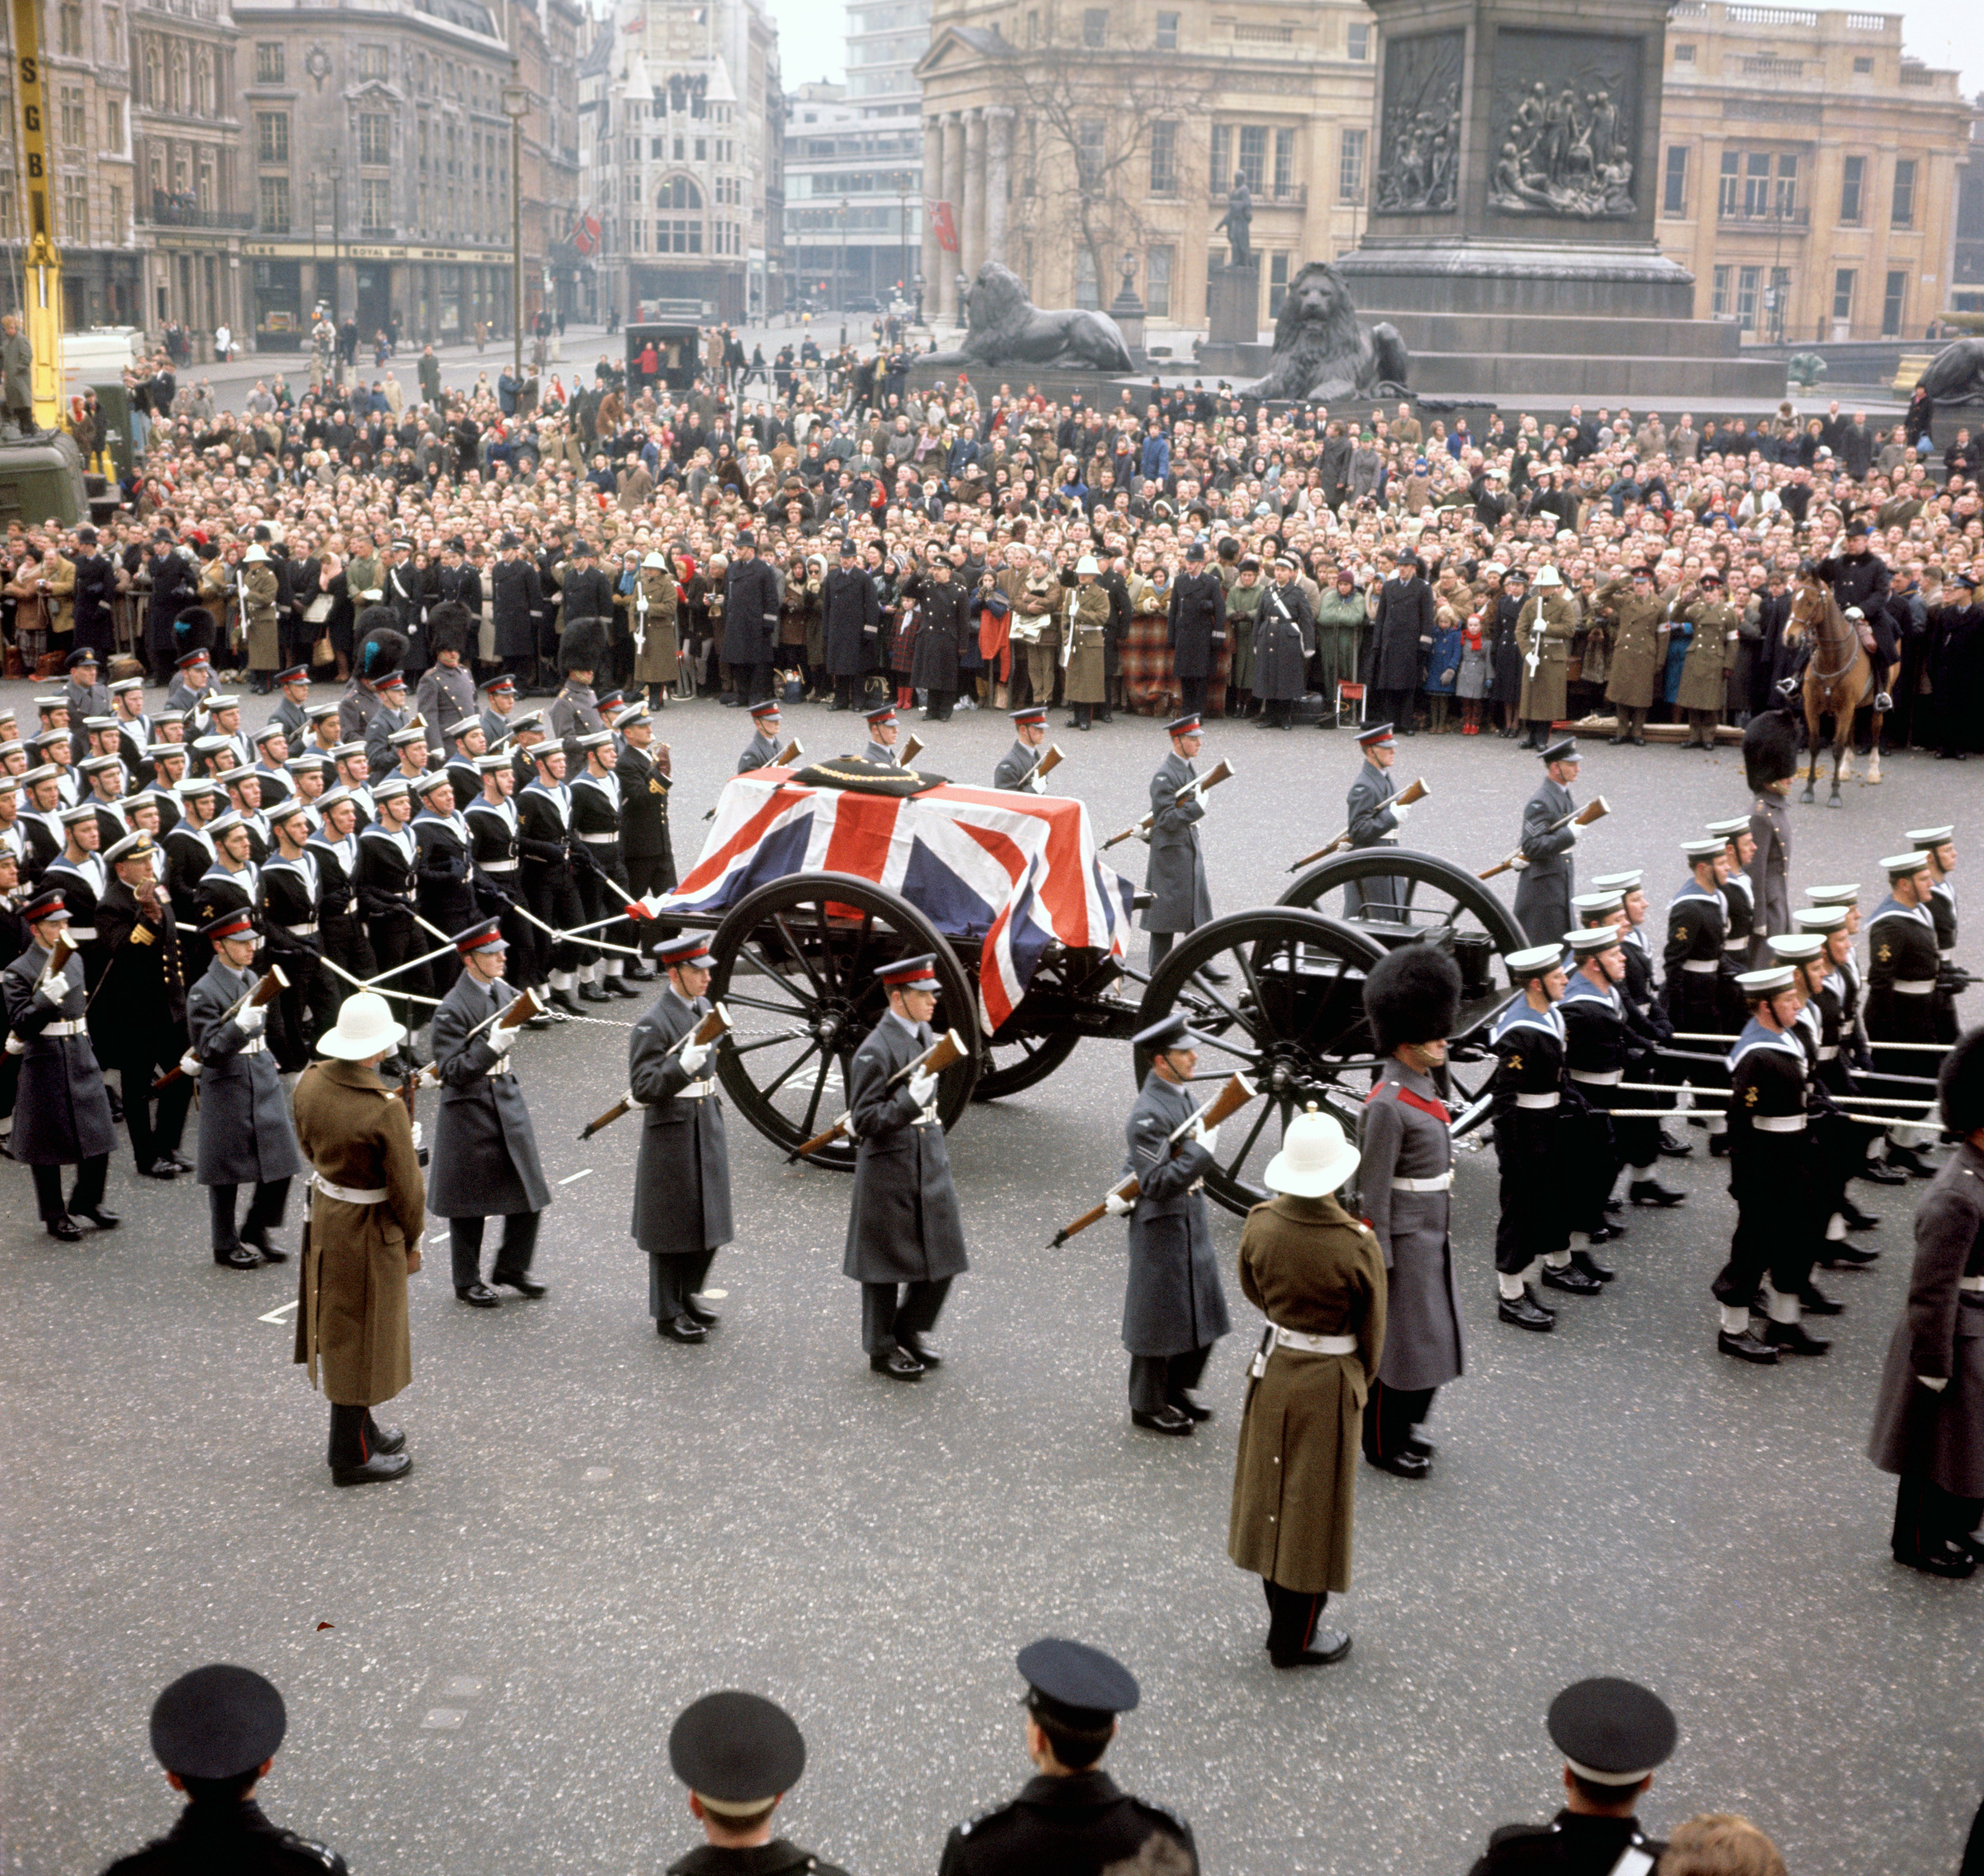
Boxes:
[1706,815,1757,1022]
[992,704,1051,792]
[517,737,586,1015]
[1575,888,1687,1204]
[1343,720,1407,922]
[940,1639,1196,1876]
[863,701,902,766]
[664,1689,851,1876]
[1490,945,1578,1332]
[569,728,637,1001]
[736,698,782,774]
[354,776,425,1062]
[109,676,152,772]
[102,1664,348,1876]
[1664,836,1738,1155]
[410,770,474,999]
[1467,1676,1676,1876]
[308,789,373,986]
[1865,848,1947,1182]
[1556,925,1652,1286]
[464,752,546,1017]
[1907,822,1964,1043]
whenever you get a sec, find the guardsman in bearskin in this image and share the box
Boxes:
[1489,945,1580,1332]
[413,601,478,736]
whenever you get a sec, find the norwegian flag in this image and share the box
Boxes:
[925,198,958,254]
[656,773,1136,1033]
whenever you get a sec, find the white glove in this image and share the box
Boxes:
[34,981,66,1007]
[4,1033,22,1055]
[1919,1375,1950,1393]
[1104,1191,1133,1217]
[1390,804,1411,825]
[236,1007,266,1036]
[907,1068,938,1109]
[679,1040,710,1076]
[1194,1120,1221,1156]
[409,1119,425,1152]
[1563,825,1580,846]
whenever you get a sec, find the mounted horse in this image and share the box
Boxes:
[1784,572,1884,803]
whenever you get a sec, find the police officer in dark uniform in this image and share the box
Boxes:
[1466,1676,1676,1876]
[940,1639,1196,1876]
[102,1664,347,1876]
[1166,537,1226,720]
[664,1689,850,1876]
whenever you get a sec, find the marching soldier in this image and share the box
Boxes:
[260,799,337,1066]
[1868,1027,1984,1578]
[441,717,484,806]
[1907,822,1964,1041]
[354,776,426,1064]
[188,908,308,1270]
[992,705,1051,792]
[1141,713,1214,973]
[844,954,969,1381]
[465,751,548,1016]
[291,990,421,1487]
[1343,721,1407,922]
[1866,847,1946,1180]
[736,699,782,774]
[409,770,473,999]
[92,830,195,1180]
[1357,944,1462,1479]
[1557,923,1657,1277]
[1711,963,1832,1363]
[308,789,374,987]
[361,672,411,779]
[1744,710,1800,958]
[1512,736,1582,945]
[569,729,636,1001]
[1111,1013,1232,1436]
[1577,885,1688,1198]
[940,1641,1196,1876]
[862,702,902,765]
[412,602,477,738]
[1,887,120,1239]
[429,917,551,1308]
[665,1690,851,1876]
[1774,929,1882,1263]
[628,932,732,1344]
[478,672,519,749]
[1663,834,1736,1045]
[269,664,313,744]
[518,737,586,1016]
[1489,945,1577,1331]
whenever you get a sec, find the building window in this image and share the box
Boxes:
[657,217,702,252]
[1711,264,1731,319]
[259,174,290,232]
[1764,265,1790,339]
[1148,121,1177,196]
[1146,244,1172,317]
[1269,251,1291,318]
[360,177,390,231]
[355,44,388,82]
[106,100,123,148]
[1209,123,1230,191]
[1077,118,1105,190]
[1273,127,1295,198]
[58,1,82,55]
[1743,152,1771,217]
[1853,55,1873,75]
[1347,21,1369,60]
[60,175,88,243]
[1674,42,1695,63]
[1238,125,1267,193]
[1025,10,1037,45]
[658,176,702,209]
[1155,11,1178,49]
[1081,8,1106,46]
[108,184,124,240]
[1881,267,1906,336]
[1832,267,1855,326]
[1074,247,1098,309]
[359,115,390,165]
[256,112,289,164]
[1891,157,1917,228]
[1662,145,1688,216]
[255,42,285,85]
[1736,263,1761,331]
[59,86,85,149]
[1840,154,1865,224]
[1338,126,1366,203]
[1717,150,1739,217]
[1774,154,1797,216]
[630,219,646,252]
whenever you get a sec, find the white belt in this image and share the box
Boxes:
[238,1036,265,1056]
[679,1078,713,1099]
[311,1174,387,1203]
[1817,1044,1839,1061]
[1514,1092,1560,1109]
[65,926,98,941]
[41,1018,85,1036]
[1681,958,1720,974]
[1753,1114,1807,1133]
[579,831,617,845]
[1891,980,1936,994]
[281,921,318,935]
[1392,1171,1453,1192]
[1960,1276,1984,1294]
[1722,936,1746,950]
[1569,1069,1622,1085]
[1273,1326,1357,1356]
[486,1054,512,1079]
[481,858,518,873]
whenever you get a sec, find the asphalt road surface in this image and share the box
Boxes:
[3,682,1978,1876]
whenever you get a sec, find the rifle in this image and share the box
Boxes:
[1051,1071,1258,1246]
[1032,743,1066,788]
[1478,796,1609,881]
[900,732,925,767]
[152,965,291,1092]
[788,1026,967,1161]
[1287,777,1428,872]
[33,930,77,996]
[577,1002,732,1139]
[773,737,804,768]
[1101,757,1236,851]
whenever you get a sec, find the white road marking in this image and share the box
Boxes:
[259,1300,300,1323]
[558,1168,594,1185]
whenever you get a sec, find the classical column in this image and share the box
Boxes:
[921,114,945,315]
[939,111,965,319]
[961,108,988,286]
[984,107,1013,266]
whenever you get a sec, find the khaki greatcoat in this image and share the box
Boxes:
[1514,591,1576,722]
[1227,1192,1386,1595]
[1595,576,1672,711]
[1676,596,1740,714]
[291,1058,426,1407]
[629,567,680,684]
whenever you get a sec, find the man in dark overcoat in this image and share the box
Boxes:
[187,908,308,1269]
[1250,557,1313,730]
[1343,721,1406,922]
[1165,539,1226,720]
[614,706,674,957]
[0,887,119,1238]
[490,534,543,685]
[1139,713,1214,972]
[1512,737,1582,945]
[821,536,881,710]
[428,917,551,1307]
[628,932,732,1343]
[1358,945,1463,1478]
[843,953,968,1381]
[911,556,968,721]
[1366,546,1433,735]
[1115,1014,1231,1435]
[1869,1028,1984,1576]
[721,530,781,706]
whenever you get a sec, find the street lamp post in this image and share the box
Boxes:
[895,171,909,315]
[502,73,531,385]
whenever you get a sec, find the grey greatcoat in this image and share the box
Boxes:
[842,1011,969,1285]
[1121,1070,1231,1358]
[992,739,1045,793]
[186,959,308,1187]
[1140,749,1212,936]
[426,972,551,1219]
[0,941,116,1165]
[1359,1061,1463,1392]
[1869,1142,1984,1498]
[1512,774,1577,945]
[627,986,733,1254]
[1344,757,1403,920]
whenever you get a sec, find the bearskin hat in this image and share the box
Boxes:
[1940,1028,1984,1139]
[424,600,473,659]
[1363,942,1463,1054]
[173,606,216,653]
[1743,709,1801,794]
[558,615,611,676]
[356,624,409,684]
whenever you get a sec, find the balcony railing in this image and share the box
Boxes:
[1716,203,1810,228]
[1207,184,1307,208]
[139,202,256,230]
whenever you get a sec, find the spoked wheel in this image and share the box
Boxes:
[1135,909,1386,1217]
[707,872,980,1169]
[972,943,1109,1100]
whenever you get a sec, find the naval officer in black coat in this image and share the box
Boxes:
[664,1689,851,1876]
[844,952,968,1380]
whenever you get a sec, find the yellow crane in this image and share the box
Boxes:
[7,0,64,432]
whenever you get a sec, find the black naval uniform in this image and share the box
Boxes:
[665,1842,850,1876]
[569,764,628,990]
[92,874,195,1174]
[628,983,732,1329]
[1711,1019,1825,1333]
[465,793,538,992]
[260,849,338,1067]
[1559,971,1653,1244]
[308,826,376,984]
[940,1770,1197,1876]
[1866,891,1942,1056]
[1927,872,1962,1043]
[517,775,585,991]
[354,820,427,1043]
[1140,748,1211,967]
[617,739,677,934]
[1717,868,1757,1027]
[1468,1810,1665,1876]
[1343,754,1404,921]
[412,805,477,998]
[1662,878,1731,1037]
[1512,772,1577,946]
[102,1799,347,1876]
[1,930,118,1223]
[1489,996,1580,1305]
[844,1008,969,1361]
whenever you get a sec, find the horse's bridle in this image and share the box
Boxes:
[1794,584,1861,686]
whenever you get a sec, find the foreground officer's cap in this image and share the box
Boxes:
[1132,1011,1208,1055]
[176,651,210,672]
[1681,836,1724,862]
[105,831,158,866]
[454,916,507,956]
[1768,934,1826,963]
[1547,1677,1676,1786]
[22,888,71,925]
[668,1690,805,1813]
[1355,722,1395,749]
[1539,736,1580,764]
[838,537,857,557]
[657,933,716,970]
[748,700,782,722]
[1882,850,1932,878]
[617,705,651,732]
[596,691,626,713]
[1017,1638,1140,1729]
[1505,943,1562,982]
[877,953,940,991]
[484,674,517,696]
[277,665,310,686]
[1591,870,1643,893]
[1794,906,1848,933]
[150,1664,287,1780]
[864,704,897,727]
[1010,705,1048,727]
[202,908,258,944]
[1907,825,1956,849]
[1165,713,1202,738]
[1737,964,1796,995]
[1565,926,1619,958]
[1705,816,1749,841]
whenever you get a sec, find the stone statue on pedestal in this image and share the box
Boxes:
[1213,175,1254,271]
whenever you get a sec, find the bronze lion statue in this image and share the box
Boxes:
[1248,261,1410,402]
[930,261,1134,373]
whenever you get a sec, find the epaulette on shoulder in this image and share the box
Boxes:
[277,1830,344,1872]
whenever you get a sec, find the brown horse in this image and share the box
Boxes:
[1784,574,1884,804]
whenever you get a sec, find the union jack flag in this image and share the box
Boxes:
[656,772,1136,1032]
